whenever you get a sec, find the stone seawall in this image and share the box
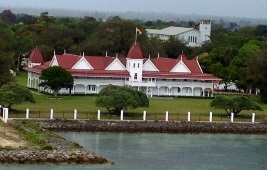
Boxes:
[35,120,267,134]
[0,149,108,164]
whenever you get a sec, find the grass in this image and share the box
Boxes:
[10,71,267,122]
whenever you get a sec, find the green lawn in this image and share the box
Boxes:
[10,71,267,122]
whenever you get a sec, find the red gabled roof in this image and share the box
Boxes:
[127,44,143,59]
[29,49,44,64]
[150,58,178,72]
[85,56,114,70]
[55,54,80,69]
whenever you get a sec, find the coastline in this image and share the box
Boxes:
[36,119,267,134]
[0,120,109,165]
[1,119,267,165]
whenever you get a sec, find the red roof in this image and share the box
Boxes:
[29,49,44,64]
[127,44,143,59]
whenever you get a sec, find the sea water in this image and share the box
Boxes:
[0,133,267,170]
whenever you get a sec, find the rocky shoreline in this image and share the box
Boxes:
[0,120,109,165]
[35,119,267,134]
[0,149,108,164]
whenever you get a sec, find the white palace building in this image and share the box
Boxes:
[25,43,221,97]
[146,20,211,47]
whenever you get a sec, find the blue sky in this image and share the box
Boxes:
[1,0,267,18]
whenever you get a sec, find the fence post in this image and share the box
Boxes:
[209,112,212,122]
[26,108,29,119]
[74,109,77,120]
[188,111,191,122]
[231,112,234,122]
[120,110,123,121]
[50,109,54,119]
[97,110,101,120]
[4,108,8,123]
[165,111,169,121]
[252,113,255,123]
[143,111,146,121]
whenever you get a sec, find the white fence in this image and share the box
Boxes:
[0,106,258,124]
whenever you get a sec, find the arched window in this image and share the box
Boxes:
[178,87,181,93]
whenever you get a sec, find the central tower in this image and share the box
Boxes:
[126,44,144,82]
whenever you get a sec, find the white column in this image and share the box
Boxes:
[120,110,124,121]
[143,111,146,121]
[252,113,255,123]
[231,112,234,122]
[165,111,169,121]
[4,108,8,123]
[97,110,101,120]
[74,109,77,120]
[209,112,212,122]
[26,108,29,119]
[50,109,54,119]
[188,111,191,122]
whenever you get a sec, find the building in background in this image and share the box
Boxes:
[146,20,211,47]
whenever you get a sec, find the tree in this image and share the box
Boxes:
[210,95,263,116]
[39,66,74,98]
[0,82,35,109]
[95,85,149,114]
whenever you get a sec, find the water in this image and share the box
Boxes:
[0,133,267,170]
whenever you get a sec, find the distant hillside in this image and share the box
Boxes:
[1,6,267,26]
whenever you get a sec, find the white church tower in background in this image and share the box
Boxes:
[199,20,211,43]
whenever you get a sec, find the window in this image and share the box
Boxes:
[92,86,96,91]
[138,63,140,68]
[178,87,181,93]
[134,73,137,80]
[133,63,135,68]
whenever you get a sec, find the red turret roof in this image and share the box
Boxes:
[127,44,143,59]
[29,49,44,64]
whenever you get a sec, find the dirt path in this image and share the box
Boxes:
[0,121,29,149]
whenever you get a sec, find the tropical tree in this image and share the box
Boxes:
[39,66,74,98]
[210,95,263,116]
[0,82,35,109]
[95,85,149,114]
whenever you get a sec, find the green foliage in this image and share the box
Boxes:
[2,146,12,151]
[39,66,74,98]
[210,95,263,116]
[0,82,35,109]
[95,85,149,114]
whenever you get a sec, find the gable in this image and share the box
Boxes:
[72,57,93,70]
[171,61,191,73]
[49,56,58,66]
[143,59,159,71]
[105,58,126,71]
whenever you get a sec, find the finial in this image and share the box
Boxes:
[116,53,118,58]
[105,51,108,57]
[83,52,85,57]
[64,49,66,54]
[54,50,56,56]
[149,54,151,59]
[35,45,38,50]
[157,52,159,59]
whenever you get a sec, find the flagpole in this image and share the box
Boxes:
[135,27,137,45]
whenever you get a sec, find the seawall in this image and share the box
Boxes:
[34,120,267,134]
